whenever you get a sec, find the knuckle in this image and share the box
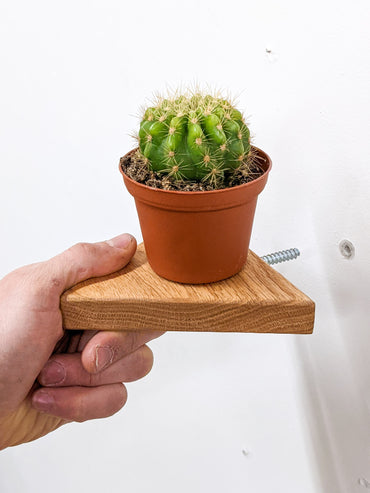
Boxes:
[70,241,90,254]
[68,241,89,259]
[69,242,101,258]
[66,250,90,278]
[65,242,101,280]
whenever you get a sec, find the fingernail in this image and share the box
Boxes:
[107,233,134,250]
[33,391,54,412]
[95,346,114,372]
[40,360,65,386]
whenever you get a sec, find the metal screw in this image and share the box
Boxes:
[261,248,300,265]
[339,239,355,259]
[358,477,370,488]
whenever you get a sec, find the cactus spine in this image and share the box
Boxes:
[136,91,251,187]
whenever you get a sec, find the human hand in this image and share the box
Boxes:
[0,233,163,450]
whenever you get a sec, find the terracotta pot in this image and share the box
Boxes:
[119,147,272,284]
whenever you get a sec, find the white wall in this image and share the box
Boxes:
[1,0,369,491]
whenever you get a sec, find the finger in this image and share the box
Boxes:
[53,330,99,354]
[81,330,165,374]
[77,330,99,352]
[38,345,153,387]
[32,384,127,422]
[45,233,137,295]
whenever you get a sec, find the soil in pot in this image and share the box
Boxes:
[120,148,265,192]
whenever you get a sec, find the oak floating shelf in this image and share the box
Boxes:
[61,243,314,334]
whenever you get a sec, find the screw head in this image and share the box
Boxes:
[339,239,355,259]
[358,477,370,488]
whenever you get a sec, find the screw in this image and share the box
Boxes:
[261,248,300,265]
[358,477,370,488]
[339,239,355,259]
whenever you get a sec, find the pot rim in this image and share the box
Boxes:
[119,146,272,197]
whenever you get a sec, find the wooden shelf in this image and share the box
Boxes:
[61,243,315,334]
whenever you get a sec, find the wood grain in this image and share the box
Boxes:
[61,243,315,334]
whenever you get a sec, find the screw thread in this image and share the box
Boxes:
[261,248,300,265]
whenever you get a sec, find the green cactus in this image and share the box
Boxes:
[136,91,251,186]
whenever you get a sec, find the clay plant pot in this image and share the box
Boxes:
[119,146,272,284]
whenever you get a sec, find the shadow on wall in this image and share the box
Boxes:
[292,164,370,492]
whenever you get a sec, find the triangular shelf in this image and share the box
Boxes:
[61,243,314,334]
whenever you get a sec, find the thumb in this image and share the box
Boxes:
[47,233,137,293]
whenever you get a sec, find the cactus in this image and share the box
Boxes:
[135,91,252,187]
